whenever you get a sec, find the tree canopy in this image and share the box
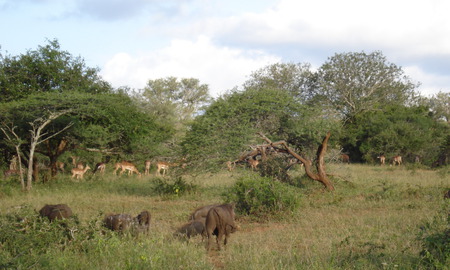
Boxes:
[0,39,111,103]
[316,51,419,119]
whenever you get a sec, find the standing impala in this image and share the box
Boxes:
[377,155,386,166]
[391,155,402,166]
[114,161,141,177]
[247,158,259,171]
[156,161,170,176]
[71,165,91,180]
[144,160,151,176]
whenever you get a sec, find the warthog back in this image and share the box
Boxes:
[39,204,73,221]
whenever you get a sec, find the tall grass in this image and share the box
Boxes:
[0,164,448,269]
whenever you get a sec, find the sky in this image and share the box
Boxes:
[1,0,449,98]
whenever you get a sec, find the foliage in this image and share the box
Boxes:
[258,155,292,184]
[138,77,212,156]
[0,39,111,103]
[317,51,419,119]
[417,201,450,269]
[182,87,338,170]
[152,176,198,197]
[243,62,317,103]
[341,105,449,164]
[223,173,301,218]
[428,91,450,123]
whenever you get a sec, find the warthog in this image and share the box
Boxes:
[39,204,73,221]
[444,190,450,199]
[104,210,151,235]
[176,218,206,239]
[104,213,133,232]
[134,210,151,234]
[190,204,220,221]
[205,203,238,251]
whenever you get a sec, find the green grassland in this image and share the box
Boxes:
[0,164,449,269]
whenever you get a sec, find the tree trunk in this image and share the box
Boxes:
[243,132,335,191]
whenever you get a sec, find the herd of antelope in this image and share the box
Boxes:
[225,153,407,172]
[2,152,412,179]
[2,155,187,179]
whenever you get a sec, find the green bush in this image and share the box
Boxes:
[223,173,301,218]
[258,156,292,184]
[418,201,450,269]
[152,176,198,197]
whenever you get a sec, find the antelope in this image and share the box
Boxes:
[56,161,65,172]
[341,154,350,164]
[144,160,151,176]
[377,155,386,166]
[226,161,235,172]
[71,165,91,180]
[9,155,18,171]
[94,162,106,174]
[392,155,402,166]
[156,161,170,176]
[247,158,259,171]
[115,161,141,177]
[71,156,84,169]
[3,169,21,178]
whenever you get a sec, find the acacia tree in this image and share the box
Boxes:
[0,39,111,103]
[139,77,211,155]
[243,62,317,103]
[316,51,419,119]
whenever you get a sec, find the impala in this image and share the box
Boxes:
[377,155,386,165]
[114,161,141,177]
[156,161,170,176]
[226,161,235,172]
[71,165,91,180]
[247,158,259,171]
[144,160,151,176]
[392,155,402,166]
[341,154,350,164]
[3,169,23,178]
[56,161,65,172]
[94,162,106,174]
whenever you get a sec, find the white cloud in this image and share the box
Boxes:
[101,36,280,97]
[404,65,450,97]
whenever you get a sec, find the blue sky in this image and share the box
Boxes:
[1,0,449,97]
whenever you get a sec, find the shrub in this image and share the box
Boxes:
[418,201,450,269]
[152,176,198,197]
[258,156,293,184]
[223,173,300,218]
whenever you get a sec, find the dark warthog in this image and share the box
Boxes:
[190,204,220,221]
[104,213,133,232]
[176,219,206,239]
[205,203,238,251]
[39,204,73,221]
[134,210,151,234]
[444,189,450,199]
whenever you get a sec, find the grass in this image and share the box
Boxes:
[0,164,449,269]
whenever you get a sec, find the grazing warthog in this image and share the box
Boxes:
[205,203,238,251]
[190,204,220,221]
[104,210,151,235]
[176,219,206,239]
[444,190,450,199]
[104,213,133,232]
[134,210,151,234]
[39,204,73,221]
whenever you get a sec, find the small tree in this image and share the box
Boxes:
[26,110,73,190]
